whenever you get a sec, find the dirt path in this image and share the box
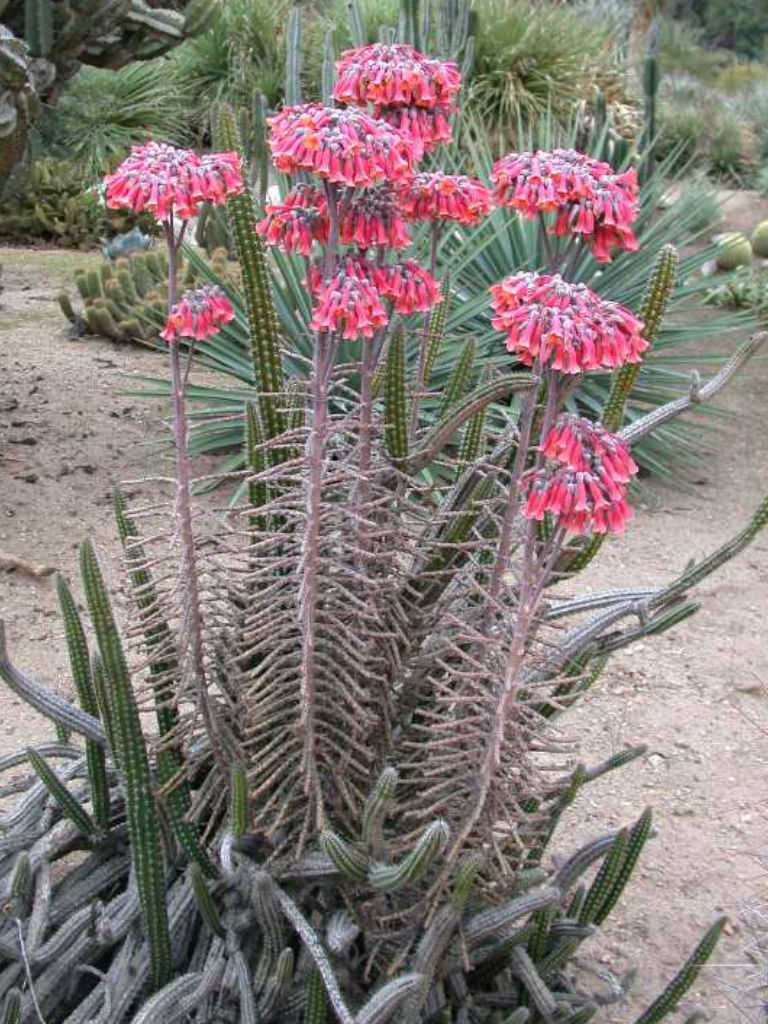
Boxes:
[0,237,767,1021]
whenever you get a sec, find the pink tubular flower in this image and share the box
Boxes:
[257,185,329,255]
[371,261,442,315]
[521,465,634,535]
[540,415,637,483]
[376,105,454,155]
[267,104,417,187]
[160,286,235,342]
[309,259,388,339]
[104,141,243,221]
[397,172,494,226]
[491,148,639,263]
[338,186,412,249]
[334,43,461,109]
[490,272,648,373]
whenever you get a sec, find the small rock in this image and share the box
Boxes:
[15,473,38,483]
[734,681,763,695]
[8,436,37,446]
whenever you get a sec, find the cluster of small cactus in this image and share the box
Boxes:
[58,246,230,343]
[0,157,154,247]
[0,0,218,191]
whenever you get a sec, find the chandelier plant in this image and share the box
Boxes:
[0,41,766,1024]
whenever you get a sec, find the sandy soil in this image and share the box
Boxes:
[0,200,767,1021]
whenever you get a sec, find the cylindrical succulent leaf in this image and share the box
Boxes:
[285,6,303,107]
[320,830,370,882]
[358,975,423,1024]
[465,887,561,946]
[422,278,451,387]
[362,766,398,855]
[56,575,110,830]
[509,945,558,1019]
[578,828,628,926]
[632,917,726,1024]
[438,337,475,417]
[306,967,328,1024]
[385,325,409,460]
[80,539,171,990]
[7,853,32,918]
[594,808,652,925]
[189,864,225,939]
[212,103,285,445]
[369,820,449,891]
[1,989,21,1024]
[26,747,97,838]
[603,245,678,433]
[229,762,250,839]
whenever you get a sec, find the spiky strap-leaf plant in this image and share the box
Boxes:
[0,44,766,1024]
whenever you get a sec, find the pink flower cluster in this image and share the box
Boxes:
[105,141,243,220]
[541,415,638,481]
[338,187,412,249]
[334,43,460,154]
[398,172,494,226]
[521,414,637,535]
[373,260,442,314]
[160,286,235,342]
[491,149,639,262]
[309,259,388,339]
[490,272,648,373]
[308,256,441,336]
[267,104,416,187]
[335,43,461,108]
[257,185,329,255]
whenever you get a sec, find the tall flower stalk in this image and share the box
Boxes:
[104,142,243,768]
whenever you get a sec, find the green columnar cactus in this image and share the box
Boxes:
[285,6,303,107]
[640,52,659,183]
[632,918,727,1024]
[80,539,171,991]
[603,244,679,433]
[385,325,409,459]
[56,575,111,830]
[212,102,286,443]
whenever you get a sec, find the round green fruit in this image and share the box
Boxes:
[716,233,752,270]
[751,220,768,258]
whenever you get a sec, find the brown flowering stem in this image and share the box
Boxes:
[297,203,344,841]
[163,219,229,774]
[538,213,556,271]
[485,359,542,617]
[323,182,340,281]
[429,221,440,278]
